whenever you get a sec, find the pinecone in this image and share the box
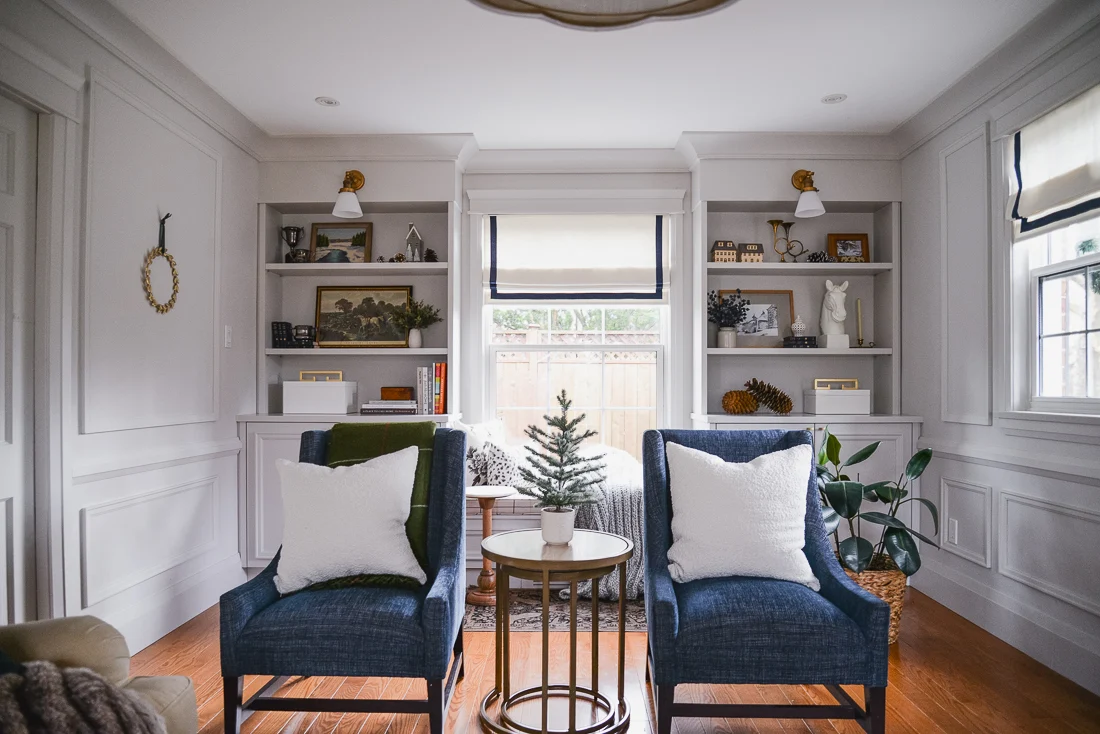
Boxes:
[744,378,793,415]
[722,390,759,415]
[807,251,838,263]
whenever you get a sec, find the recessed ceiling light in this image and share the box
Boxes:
[315,96,340,107]
[821,94,848,105]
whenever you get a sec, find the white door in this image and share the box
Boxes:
[0,94,37,623]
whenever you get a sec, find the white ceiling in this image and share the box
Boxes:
[103,0,1056,149]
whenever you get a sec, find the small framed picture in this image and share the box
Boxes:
[720,289,795,347]
[310,222,373,263]
[827,233,870,263]
[315,286,412,347]
[814,378,860,390]
[299,370,344,382]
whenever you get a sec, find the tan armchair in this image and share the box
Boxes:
[0,615,198,734]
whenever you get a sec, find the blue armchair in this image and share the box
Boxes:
[643,429,890,734]
[220,427,466,734]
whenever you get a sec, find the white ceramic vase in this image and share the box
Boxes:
[408,328,423,349]
[541,507,576,545]
[717,327,737,348]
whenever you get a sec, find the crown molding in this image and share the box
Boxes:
[676,132,901,165]
[892,0,1100,158]
[43,0,268,159]
[464,147,688,174]
[257,133,479,164]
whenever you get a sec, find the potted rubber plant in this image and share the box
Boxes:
[707,289,751,348]
[817,429,938,642]
[391,298,442,349]
[518,390,606,545]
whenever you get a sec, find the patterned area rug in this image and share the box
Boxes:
[465,590,647,632]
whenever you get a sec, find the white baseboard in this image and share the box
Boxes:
[912,561,1100,696]
[110,554,247,655]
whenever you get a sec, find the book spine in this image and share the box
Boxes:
[434,363,441,415]
[440,362,447,414]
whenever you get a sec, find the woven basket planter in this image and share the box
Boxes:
[844,567,907,644]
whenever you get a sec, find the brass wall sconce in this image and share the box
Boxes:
[792,169,826,218]
[332,169,365,219]
[769,220,806,262]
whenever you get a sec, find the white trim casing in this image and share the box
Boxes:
[939,477,993,568]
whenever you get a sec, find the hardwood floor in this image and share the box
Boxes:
[130,589,1100,733]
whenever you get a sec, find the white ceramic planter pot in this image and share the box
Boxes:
[717,327,737,348]
[408,328,423,349]
[541,507,576,545]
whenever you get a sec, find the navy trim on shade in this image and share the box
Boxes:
[488,214,665,301]
[1013,131,1100,234]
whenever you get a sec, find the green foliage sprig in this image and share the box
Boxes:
[707,289,751,328]
[517,391,606,510]
[817,429,938,576]
[391,298,443,330]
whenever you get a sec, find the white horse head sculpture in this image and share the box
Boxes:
[820,280,849,336]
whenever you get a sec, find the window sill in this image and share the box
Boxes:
[996,410,1100,445]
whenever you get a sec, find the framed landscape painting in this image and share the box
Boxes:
[310,222,372,263]
[315,286,411,347]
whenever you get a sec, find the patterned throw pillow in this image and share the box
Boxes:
[467,446,488,486]
[484,441,526,488]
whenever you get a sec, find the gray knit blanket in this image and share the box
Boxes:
[560,482,645,601]
[0,661,166,734]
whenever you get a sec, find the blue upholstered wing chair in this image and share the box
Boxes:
[642,429,890,734]
[220,427,467,734]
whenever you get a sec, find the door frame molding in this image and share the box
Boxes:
[0,29,82,619]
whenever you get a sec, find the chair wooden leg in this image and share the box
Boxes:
[223,676,243,734]
[454,627,465,680]
[656,683,674,734]
[428,678,445,734]
[865,685,886,734]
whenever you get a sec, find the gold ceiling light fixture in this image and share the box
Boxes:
[468,0,739,29]
[792,169,826,218]
[332,169,365,219]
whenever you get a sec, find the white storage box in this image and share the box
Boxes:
[803,389,871,415]
[282,381,357,414]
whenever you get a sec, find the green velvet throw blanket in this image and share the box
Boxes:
[318,421,436,590]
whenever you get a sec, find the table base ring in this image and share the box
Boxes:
[479,685,630,734]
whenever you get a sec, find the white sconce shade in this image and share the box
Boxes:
[331,169,365,219]
[795,189,825,218]
[332,190,363,219]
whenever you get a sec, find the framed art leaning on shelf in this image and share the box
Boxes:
[315,286,412,347]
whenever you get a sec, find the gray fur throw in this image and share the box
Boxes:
[560,482,645,601]
[0,661,166,734]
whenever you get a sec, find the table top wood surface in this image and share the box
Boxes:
[481,529,633,572]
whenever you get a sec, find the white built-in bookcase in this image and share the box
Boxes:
[252,201,461,422]
[693,200,904,423]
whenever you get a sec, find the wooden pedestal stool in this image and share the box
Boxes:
[466,485,517,605]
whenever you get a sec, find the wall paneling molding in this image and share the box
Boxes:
[71,437,241,484]
[998,491,1100,617]
[919,438,1100,487]
[940,477,993,567]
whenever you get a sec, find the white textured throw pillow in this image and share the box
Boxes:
[665,442,820,591]
[273,447,427,594]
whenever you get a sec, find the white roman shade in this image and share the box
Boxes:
[1013,83,1100,234]
[488,214,665,300]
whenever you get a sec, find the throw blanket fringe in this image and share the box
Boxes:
[0,661,166,734]
[561,483,645,601]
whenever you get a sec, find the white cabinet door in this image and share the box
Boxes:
[822,422,915,528]
[245,423,331,567]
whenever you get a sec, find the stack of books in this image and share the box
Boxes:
[360,400,417,415]
[416,362,448,415]
[783,336,818,348]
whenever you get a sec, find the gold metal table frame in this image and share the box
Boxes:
[478,529,634,734]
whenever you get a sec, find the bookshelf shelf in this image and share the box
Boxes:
[706,347,892,356]
[706,262,892,276]
[264,347,449,357]
[265,263,449,277]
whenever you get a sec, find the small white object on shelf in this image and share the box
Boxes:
[821,334,850,349]
[804,389,871,415]
[820,279,849,345]
[282,381,357,414]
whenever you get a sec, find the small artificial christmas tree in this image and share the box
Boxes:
[518,390,606,511]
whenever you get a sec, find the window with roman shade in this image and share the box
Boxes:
[488,214,666,300]
[1013,82,1100,235]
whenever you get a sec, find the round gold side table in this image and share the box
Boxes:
[479,529,634,734]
